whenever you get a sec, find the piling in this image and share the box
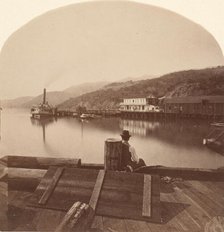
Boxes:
[104,138,122,171]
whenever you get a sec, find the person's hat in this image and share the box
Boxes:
[120,130,131,138]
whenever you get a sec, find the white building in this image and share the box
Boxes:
[120,96,161,112]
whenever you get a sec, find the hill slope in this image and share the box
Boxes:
[58,66,224,110]
[1,96,33,108]
[64,81,108,96]
[2,82,109,108]
[22,91,72,108]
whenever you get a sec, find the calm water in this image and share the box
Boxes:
[1,108,224,169]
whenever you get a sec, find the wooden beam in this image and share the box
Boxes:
[7,168,46,192]
[142,175,151,217]
[55,201,82,232]
[89,170,106,210]
[38,167,64,205]
[135,166,224,181]
[2,156,81,169]
[80,163,104,170]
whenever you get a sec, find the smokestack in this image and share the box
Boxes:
[43,88,46,104]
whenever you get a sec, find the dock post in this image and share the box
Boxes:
[104,138,122,171]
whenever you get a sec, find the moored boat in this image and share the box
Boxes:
[203,122,224,155]
[80,113,94,119]
[30,89,56,119]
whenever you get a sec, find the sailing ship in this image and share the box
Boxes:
[30,89,56,119]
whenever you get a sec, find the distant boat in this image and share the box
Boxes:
[80,113,94,119]
[30,89,56,119]
[72,112,79,118]
[203,122,224,155]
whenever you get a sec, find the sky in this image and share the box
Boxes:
[0,0,224,99]
[0,0,224,54]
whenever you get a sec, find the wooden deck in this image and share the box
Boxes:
[3,179,224,231]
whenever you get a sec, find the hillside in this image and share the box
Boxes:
[57,66,224,110]
[2,82,109,108]
[64,81,108,96]
[1,96,33,108]
[22,91,72,108]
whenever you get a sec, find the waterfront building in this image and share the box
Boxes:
[164,95,224,117]
[120,96,161,112]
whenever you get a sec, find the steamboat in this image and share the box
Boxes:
[30,88,56,119]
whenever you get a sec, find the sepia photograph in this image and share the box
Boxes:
[0,0,224,231]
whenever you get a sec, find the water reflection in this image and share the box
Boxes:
[119,118,210,148]
[30,117,56,143]
[1,109,224,168]
[120,119,160,136]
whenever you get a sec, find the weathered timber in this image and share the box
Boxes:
[89,170,105,210]
[142,175,152,218]
[104,139,122,171]
[7,164,224,194]
[56,171,105,232]
[7,168,46,192]
[29,167,161,223]
[1,156,81,169]
[135,166,224,181]
[38,167,64,205]
[81,163,104,170]
[55,201,82,232]
[7,180,224,232]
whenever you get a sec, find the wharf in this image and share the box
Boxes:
[120,111,224,121]
[3,176,224,231]
[56,109,121,117]
[1,155,224,231]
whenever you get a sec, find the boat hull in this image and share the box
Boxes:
[31,113,54,119]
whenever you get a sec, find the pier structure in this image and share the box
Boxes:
[120,110,224,120]
[120,95,224,120]
[55,109,120,117]
[1,140,224,231]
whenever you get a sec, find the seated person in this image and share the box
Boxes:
[120,130,146,172]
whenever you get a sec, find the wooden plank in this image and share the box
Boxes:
[38,167,64,205]
[135,166,224,181]
[91,216,104,230]
[150,175,161,223]
[81,163,104,170]
[182,181,224,217]
[189,181,224,210]
[171,184,210,229]
[55,201,82,232]
[142,175,151,217]
[34,208,65,231]
[56,170,105,232]
[5,156,81,169]
[124,219,151,232]
[162,194,189,231]
[89,170,105,210]
[102,217,127,232]
[96,171,145,220]
[29,168,161,223]
[8,168,46,192]
[168,193,201,231]
[56,202,95,232]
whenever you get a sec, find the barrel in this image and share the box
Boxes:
[104,138,122,171]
